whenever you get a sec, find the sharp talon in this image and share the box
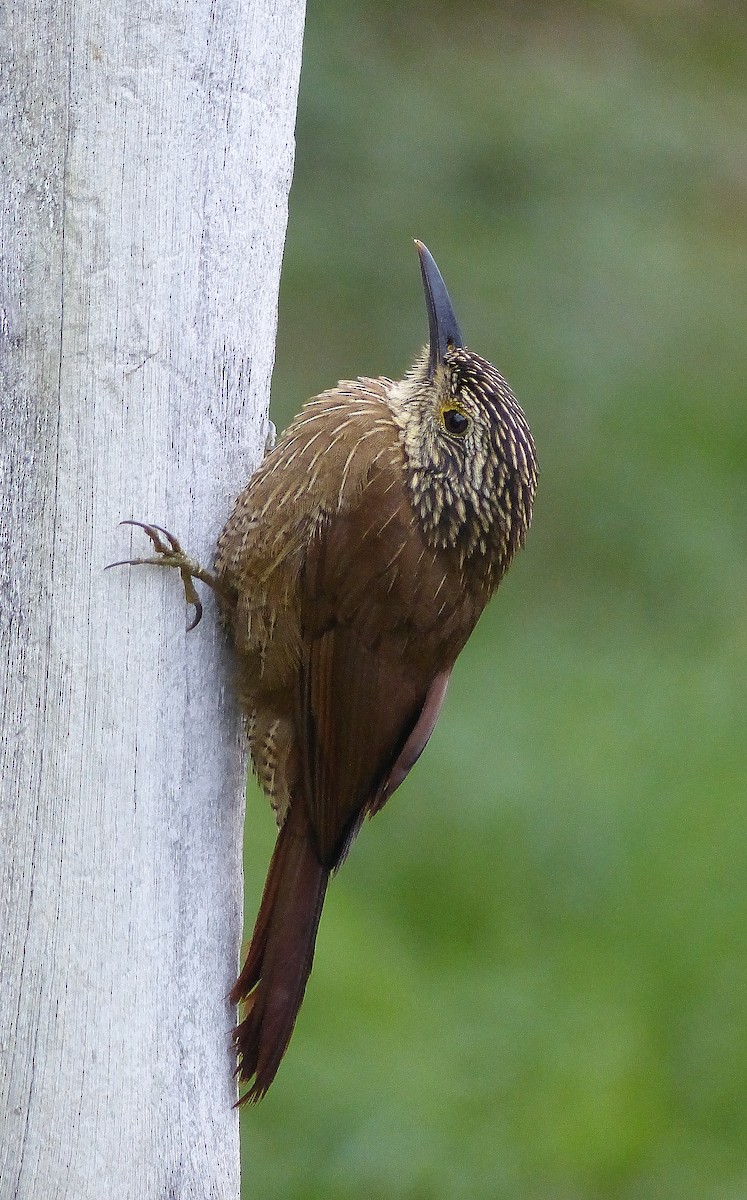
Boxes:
[119,520,180,556]
[105,555,173,571]
[186,596,203,632]
[147,524,184,554]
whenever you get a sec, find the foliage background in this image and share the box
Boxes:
[242,2,747,1196]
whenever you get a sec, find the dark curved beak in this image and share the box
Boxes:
[415,240,464,377]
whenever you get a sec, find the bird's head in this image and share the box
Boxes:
[389,241,538,586]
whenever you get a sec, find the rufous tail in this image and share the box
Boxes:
[230,803,328,1103]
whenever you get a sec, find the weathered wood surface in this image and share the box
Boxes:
[0,1,306,1195]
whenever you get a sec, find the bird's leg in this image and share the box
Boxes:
[107,520,230,631]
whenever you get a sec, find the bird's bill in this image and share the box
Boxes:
[415,240,464,377]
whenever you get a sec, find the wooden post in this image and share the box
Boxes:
[0,1,306,1194]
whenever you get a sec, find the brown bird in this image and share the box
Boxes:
[115,241,538,1103]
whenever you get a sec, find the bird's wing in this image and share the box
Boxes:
[298,462,450,868]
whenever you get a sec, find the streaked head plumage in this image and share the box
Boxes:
[389,243,538,582]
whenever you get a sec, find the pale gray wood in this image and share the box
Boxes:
[0,1,306,1195]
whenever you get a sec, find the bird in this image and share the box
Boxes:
[113,241,538,1103]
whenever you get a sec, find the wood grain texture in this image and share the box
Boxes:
[0,0,306,1195]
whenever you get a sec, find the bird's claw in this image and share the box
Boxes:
[106,520,207,630]
[119,519,184,558]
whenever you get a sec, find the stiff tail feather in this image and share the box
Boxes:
[230,803,328,1103]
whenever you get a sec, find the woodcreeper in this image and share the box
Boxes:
[113,242,538,1101]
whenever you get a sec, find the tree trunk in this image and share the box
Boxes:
[0,1,306,1195]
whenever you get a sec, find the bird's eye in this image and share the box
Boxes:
[442,408,469,437]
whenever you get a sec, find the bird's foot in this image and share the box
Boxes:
[107,520,222,631]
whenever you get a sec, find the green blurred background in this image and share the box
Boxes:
[241,2,747,1196]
